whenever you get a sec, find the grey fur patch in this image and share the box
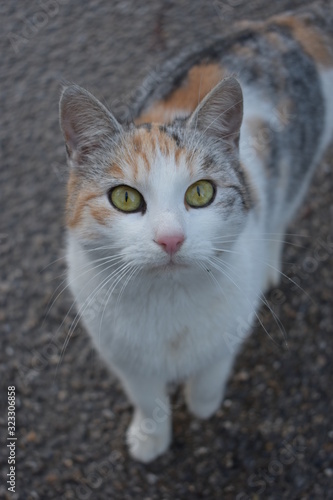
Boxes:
[155,123,185,148]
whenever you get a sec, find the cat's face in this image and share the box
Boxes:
[60,79,253,273]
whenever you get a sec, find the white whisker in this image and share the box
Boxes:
[54,259,131,377]
[43,253,126,327]
[207,255,287,348]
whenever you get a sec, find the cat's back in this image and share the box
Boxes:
[128,4,333,221]
[130,4,333,126]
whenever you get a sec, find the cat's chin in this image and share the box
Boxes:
[149,260,190,274]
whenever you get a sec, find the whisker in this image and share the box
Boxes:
[54,261,132,379]
[210,245,312,299]
[42,244,129,273]
[43,253,125,327]
[116,265,141,308]
[263,261,313,303]
[195,260,230,305]
[207,255,287,348]
[202,98,244,136]
[211,231,309,241]
[211,238,306,249]
[96,262,137,346]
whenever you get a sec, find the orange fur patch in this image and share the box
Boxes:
[67,181,102,228]
[175,147,184,166]
[66,172,80,227]
[109,163,125,179]
[112,127,185,177]
[133,134,143,152]
[136,63,226,124]
[88,205,112,226]
[66,171,80,200]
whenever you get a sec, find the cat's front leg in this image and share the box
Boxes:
[185,355,235,419]
[119,372,171,463]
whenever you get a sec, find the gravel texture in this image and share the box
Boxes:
[1,1,333,499]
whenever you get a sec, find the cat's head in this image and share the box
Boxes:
[59,78,254,274]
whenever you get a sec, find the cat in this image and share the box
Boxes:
[59,4,333,463]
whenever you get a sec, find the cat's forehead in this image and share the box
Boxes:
[110,124,194,183]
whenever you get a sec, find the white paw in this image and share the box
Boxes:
[186,391,222,420]
[126,411,171,463]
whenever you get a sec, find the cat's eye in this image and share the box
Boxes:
[185,180,215,208]
[109,185,144,213]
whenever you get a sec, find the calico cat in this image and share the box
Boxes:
[59,4,333,462]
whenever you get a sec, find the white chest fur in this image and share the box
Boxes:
[67,211,265,382]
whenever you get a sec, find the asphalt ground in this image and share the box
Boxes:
[0,1,332,498]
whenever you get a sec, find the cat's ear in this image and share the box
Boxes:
[187,77,243,149]
[59,84,123,167]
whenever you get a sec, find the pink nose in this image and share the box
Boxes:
[155,234,185,255]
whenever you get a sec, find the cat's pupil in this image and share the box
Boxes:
[125,191,128,203]
[197,186,201,197]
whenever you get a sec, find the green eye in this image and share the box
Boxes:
[110,185,144,213]
[185,180,215,208]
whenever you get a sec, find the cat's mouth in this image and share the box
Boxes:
[150,257,189,272]
[162,258,190,272]
[166,260,187,268]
